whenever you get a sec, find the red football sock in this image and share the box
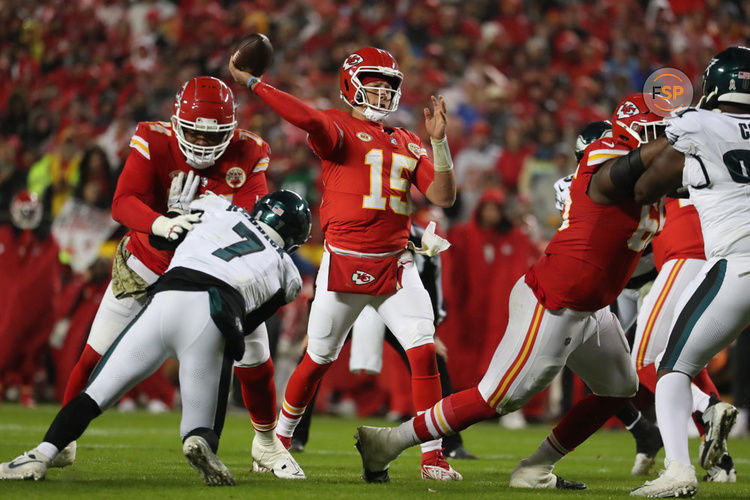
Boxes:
[637,363,657,393]
[234,359,277,431]
[406,344,441,411]
[62,345,102,405]
[551,394,629,451]
[281,353,330,413]
[692,368,719,398]
[413,386,497,442]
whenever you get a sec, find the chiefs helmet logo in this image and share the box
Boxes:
[343,54,364,70]
[225,167,246,188]
[616,101,640,120]
[351,270,375,285]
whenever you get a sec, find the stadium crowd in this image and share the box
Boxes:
[1,0,749,435]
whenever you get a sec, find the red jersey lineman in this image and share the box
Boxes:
[229,47,460,481]
[354,94,667,489]
[58,77,299,478]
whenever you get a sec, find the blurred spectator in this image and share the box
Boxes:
[439,189,539,391]
[0,187,60,407]
[453,121,502,222]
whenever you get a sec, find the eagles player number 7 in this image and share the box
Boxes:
[362,149,417,214]
[212,222,265,261]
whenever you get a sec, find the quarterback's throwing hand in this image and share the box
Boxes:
[424,95,447,141]
[151,213,201,241]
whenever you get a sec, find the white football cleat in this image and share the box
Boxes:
[183,436,235,486]
[700,401,737,470]
[420,449,462,481]
[632,453,656,476]
[251,435,305,479]
[630,460,698,497]
[49,441,76,469]
[0,449,51,481]
[354,426,404,483]
[509,459,586,489]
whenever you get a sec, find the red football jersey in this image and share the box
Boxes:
[650,197,705,270]
[525,138,665,311]
[112,121,271,274]
[310,109,435,253]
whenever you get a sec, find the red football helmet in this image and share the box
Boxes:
[339,47,403,122]
[10,190,42,230]
[171,76,236,169]
[611,93,669,149]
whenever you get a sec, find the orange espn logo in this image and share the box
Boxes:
[642,68,694,117]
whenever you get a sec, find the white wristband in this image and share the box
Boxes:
[431,136,453,172]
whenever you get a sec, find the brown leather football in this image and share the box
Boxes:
[231,33,274,76]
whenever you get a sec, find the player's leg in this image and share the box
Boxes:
[277,252,369,446]
[171,293,238,486]
[633,258,750,497]
[232,322,305,478]
[510,308,638,489]
[377,254,460,480]
[62,250,159,406]
[356,279,584,483]
[0,293,169,481]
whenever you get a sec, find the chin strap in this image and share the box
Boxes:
[361,106,390,123]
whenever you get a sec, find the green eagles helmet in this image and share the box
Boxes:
[699,46,750,110]
[251,190,312,252]
[575,120,612,162]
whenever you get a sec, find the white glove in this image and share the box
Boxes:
[168,170,201,214]
[151,213,201,241]
[407,221,450,257]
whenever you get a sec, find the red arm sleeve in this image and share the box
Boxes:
[253,82,340,157]
[111,149,162,233]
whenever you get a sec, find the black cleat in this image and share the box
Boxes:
[446,445,477,460]
[556,476,587,490]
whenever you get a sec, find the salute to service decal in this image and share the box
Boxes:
[225,167,246,188]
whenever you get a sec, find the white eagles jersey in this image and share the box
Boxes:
[169,194,302,312]
[666,108,750,258]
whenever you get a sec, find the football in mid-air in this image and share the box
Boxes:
[231,33,274,76]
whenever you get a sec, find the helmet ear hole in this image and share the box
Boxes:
[344,80,349,92]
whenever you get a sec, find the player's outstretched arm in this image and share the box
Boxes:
[228,58,339,157]
[633,141,685,204]
[424,95,456,207]
[588,137,680,205]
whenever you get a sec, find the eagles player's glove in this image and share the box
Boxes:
[168,170,201,214]
[407,221,450,257]
[151,213,201,241]
[554,175,573,212]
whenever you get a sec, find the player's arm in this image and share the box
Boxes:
[423,95,456,207]
[229,59,340,157]
[588,137,680,204]
[112,149,163,232]
[633,141,685,205]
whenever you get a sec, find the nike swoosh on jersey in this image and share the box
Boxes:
[601,141,615,148]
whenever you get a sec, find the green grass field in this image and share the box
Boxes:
[0,404,748,498]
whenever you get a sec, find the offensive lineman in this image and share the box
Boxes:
[630,46,750,497]
[0,191,311,485]
[56,77,293,476]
